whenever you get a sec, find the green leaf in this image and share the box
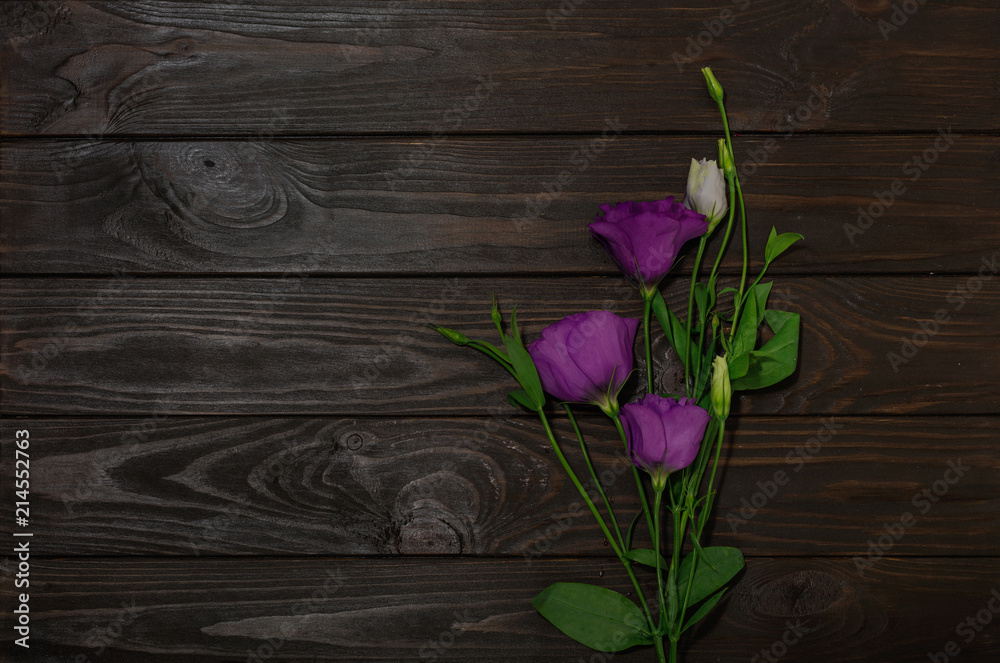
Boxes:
[511,306,522,342]
[625,511,642,550]
[682,587,728,633]
[507,389,539,411]
[730,310,800,391]
[677,546,744,606]
[532,583,653,652]
[505,335,545,408]
[666,563,679,627]
[731,286,759,358]
[727,351,749,380]
[433,325,514,371]
[491,296,504,336]
[625,548,669,569]
[693,282,710,326]
[467,339,510,365]
[764,228,804,265]
[689,532,711,565]
[752,281,773,318]
[652,292,689,365]
[717,287,739,299]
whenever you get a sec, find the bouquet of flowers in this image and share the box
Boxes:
[433,68,802,662]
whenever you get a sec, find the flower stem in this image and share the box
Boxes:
[564,404,624,551]
[655,635,668,663]
[670,638,678,663]
[697,418,728,533]
[612,412,655,540]
[673,419,728,644]
[712,91,751,345]
[643,294,655,394]
[729,176,751,344]
[653,488,666,630]
[537,409,654,626]
[683,236,708,397]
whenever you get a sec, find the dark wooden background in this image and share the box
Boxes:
[1,1,998,661]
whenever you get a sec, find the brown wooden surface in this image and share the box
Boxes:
[2,1,998,661]
[1,136,997,275]
[2,276,998,416]
[2,557,999,662]
[1,416,996,557]
[2,1,998,135]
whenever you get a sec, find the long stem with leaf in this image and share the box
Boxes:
[564,404,625,552]
[537,408,655,627]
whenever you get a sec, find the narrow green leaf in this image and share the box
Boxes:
[752,282,773,321]
[626,511,643,550]
[693,282,710,326]
[731,286,759,358]
[532,583,653,652]
[666,563,679,627]
[505,334,545,408]
[764,228,804,265]
[677,546,744,606]
[696,390,712,413]
[625,548,669,569]
[689,533,712,567]
[682,587,728,633]
[467,339,510,365]
[491,295,504,337]
[432,325,514,371]
[652,292,689,362]
[730,310,800,391]
[507,389,538,411]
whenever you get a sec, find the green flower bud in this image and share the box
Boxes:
[718,138,736,180]
[701,67,724,104]
[711,355,732,420]
[432,325,469,346]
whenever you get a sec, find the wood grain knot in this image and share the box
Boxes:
[392,472,478,554]
[398,512,463,554]
[752,569,849,618]
[135,142,288,230]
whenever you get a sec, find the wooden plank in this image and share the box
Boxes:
[1,416,995,557]
[2,135,995,275]
[2,556,998,662]
[2,274,997,416]
[2,1,997,135]
[2,276,998,416]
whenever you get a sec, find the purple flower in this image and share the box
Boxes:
[588,198,709,296]
[620,394,710,489]
[528,311,640,413]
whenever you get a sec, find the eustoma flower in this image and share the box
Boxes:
[528,310,640,414]
[684,158,728,232]
[588,198,708,298]
[620,394,710,490]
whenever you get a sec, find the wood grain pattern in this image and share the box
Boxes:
[2,3,998,661]
[2,276,997,415]
[2,557,998,662]
[2,136,996,275]
[2,1,997,135]
[1,416,996,557]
